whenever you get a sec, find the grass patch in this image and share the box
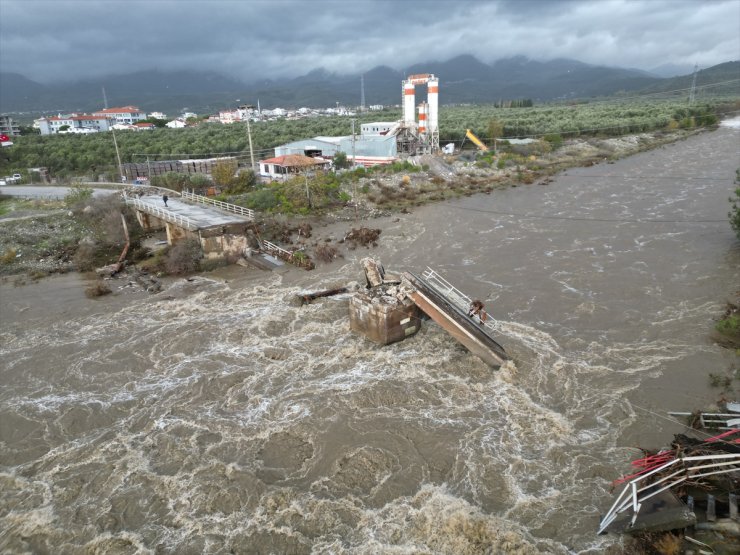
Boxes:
[716,314,740,336]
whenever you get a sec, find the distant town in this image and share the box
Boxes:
[9,103,385,136]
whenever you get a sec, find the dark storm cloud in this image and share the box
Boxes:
[1,0,738,83]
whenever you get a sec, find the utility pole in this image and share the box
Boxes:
[351,118,356,166]
[360,74,365,112]
[351,118,358,221]
[112,127,123,182]
[246,117,256,171]
[244,105,256,172]
[689,63,699,104]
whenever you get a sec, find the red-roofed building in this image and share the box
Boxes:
[133,122,155,130]
[92,106,146,125]
[259,154,331,181]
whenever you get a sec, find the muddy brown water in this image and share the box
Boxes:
[1,121,739,554]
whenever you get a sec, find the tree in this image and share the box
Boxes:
[333,151,350,170]
[730,169,740,240]
[58,125,70,132]
[488,118,504,142]
[64,184,93,207]
[211,159,238,187]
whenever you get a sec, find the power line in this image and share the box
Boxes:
[446,202,729,224]
[553,173,733,182]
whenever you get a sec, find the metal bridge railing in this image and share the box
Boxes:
[261,240,293,260]
[598,453,740,534]
[421,267,502,331]
[124,198,199,231]
[668,411,740,430]
[260,240,313,270]
[181,190,255,220]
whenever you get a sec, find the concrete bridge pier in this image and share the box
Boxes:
[199,224,252,259]
[166,222,199,246]
[136,211,166,232]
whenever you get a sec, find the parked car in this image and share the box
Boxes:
[0,179,7,186]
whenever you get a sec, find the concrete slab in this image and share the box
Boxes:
[136,194,250,229]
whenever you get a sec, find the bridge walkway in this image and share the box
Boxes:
[125,193,252,230]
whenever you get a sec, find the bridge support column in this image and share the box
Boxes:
[165,223,199,245]
[136,210,165,231]
[199,224,251,258]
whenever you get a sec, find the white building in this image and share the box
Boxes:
[166,119,187,129]
[61,127,98,134]
[259,154,331,181]
[93,106,146,125]
[38,114,111,135]
[361,121,398,135]
[218,110,241,124]
[148,111,167,120]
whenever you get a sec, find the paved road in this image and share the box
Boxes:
[0,186,117,199]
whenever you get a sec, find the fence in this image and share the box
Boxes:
[260,240,314,270]
[421,267,502,331]
[181,190,255,220]
[598,453,740,534]
[124,198,199,231]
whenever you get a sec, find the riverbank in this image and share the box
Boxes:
[0,127,711,282]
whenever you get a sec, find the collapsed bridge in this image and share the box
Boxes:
[348,260,508,367]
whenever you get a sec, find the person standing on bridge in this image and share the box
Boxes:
[162,194,169,207]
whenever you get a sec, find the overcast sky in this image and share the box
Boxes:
[1,0,738,83]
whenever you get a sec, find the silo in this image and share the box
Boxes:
[427,77,439,133]
[418,102,427,135]
[403,81,416,126]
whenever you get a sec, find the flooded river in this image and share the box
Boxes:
[1,122,739,554]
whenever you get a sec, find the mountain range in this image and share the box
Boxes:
[1,55,738,117]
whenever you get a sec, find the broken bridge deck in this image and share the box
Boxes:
[403,269,509,367]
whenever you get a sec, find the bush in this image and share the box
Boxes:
[226,169,257,194]
[313,243,341,263]
[85,280,112,298]
[164,239,202,275]
[151,172,189,192]
[188,173,212,188]
[716,314,740,336]
[244,187,280,211]
[333,151,350,170]
[73,242,98,271]
[729,169,740,240]
[1,248,16,264]
[543,133,563,149]
[64,184,93,208]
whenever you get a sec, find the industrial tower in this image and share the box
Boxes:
[399,73,440,155]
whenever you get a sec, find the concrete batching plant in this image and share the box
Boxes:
[399,73,440,155]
